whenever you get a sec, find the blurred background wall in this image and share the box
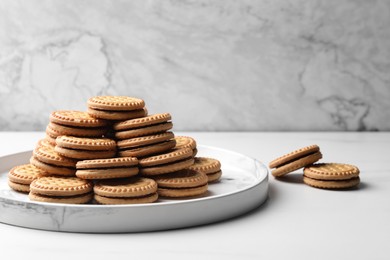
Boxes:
[0,0,389,131]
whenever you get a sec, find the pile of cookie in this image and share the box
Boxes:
[8,96,222,204]
[268,145,360,189]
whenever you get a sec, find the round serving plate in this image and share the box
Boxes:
[0,145,268,233]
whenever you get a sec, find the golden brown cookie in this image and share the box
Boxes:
[139,148,193,167]
[174,136,197,150]
[33,145,77,167]
[153,169,208,198]
[115,122,173,140]
[8,180,30,193]
[114,113,171,131]
[50,110,108,127]
[88,96,145,111]
[8,164,46,185]
[46,122,107,138]
[30,176,93,196]
[36,138,54,148]
[29,192,93,204]
[189,157,222,183]
[269,145,322,177]
[303,163,360,189]
[87,107,147,121]
[118,140,176,158]
[30,157,76,176]
[76,157,139,180]
[54,146,116,160]
[117,132,175,149]
[93,177,158,204]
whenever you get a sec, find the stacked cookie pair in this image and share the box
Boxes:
[269,145,360,189]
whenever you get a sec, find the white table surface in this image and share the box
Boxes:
[0,131,389,260]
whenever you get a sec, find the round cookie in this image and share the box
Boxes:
[29,192,93,204]
[94,193,158,205]
[88,96,145,111]
[47,122,107,138]
[174,136,197,150]
[36,138,54,148]
[113,113,171,131]
[8,180,31,193]
[50,110,108,127]
[115,122,173,140]
[76,157,138,169]
[8,164,46,185]
[153,169,208,198]
[56,136,116,151]
[30,157,76,176]
[269,145,322,177]
[118,140,176,158]
[30,176,93,197]
[139,148,193,167]
[189,157,222,183]
[87,107,147,121]
[117,132,174,149]
[33,145,77,167]
[54,146,116,160]
[303,176,360,189]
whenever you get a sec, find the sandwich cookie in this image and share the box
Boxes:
[93,177,158,204]
[114,113,173,140]
[117,132,176,158]
[29,176,93,204]
[76,157,139,180]
[174,136,197,157]
[55,136,117,160]
[87,96,146,120]
[303,163,360,189]
[31,145,77,176]
[152,169,208,198]
[139,148,194,176]
[269,145,322,177]
[8,164,46,193]
[189,157,222,183]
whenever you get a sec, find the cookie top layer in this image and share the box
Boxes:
[30,176,93,196]
[33,145,77,167]
[189,157,221,174]
[269,145,320,169]
[114,113,171,131]
[139,148,193,167]
[304,163,360,180]
[88,96,145,111]
[153,169,208,188]
[50,110,107,127]
[117,132,174,149]
[8,164,46,185]
[76,157,138,169]
[56,136,116,150]
[94,177,157,197]
[115,122,173,140]
[174,136,197,150]
[271,151,322,177]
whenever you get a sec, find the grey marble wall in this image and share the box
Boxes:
[0,0,389,131]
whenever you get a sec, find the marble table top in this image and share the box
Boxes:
[0,131,388,260]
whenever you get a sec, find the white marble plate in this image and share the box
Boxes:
[0,145,268,233]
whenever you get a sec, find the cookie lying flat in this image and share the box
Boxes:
[55,136,116,160]
[269,145,322,177]
[87,96,146,120]
[8,164,46,193]
[47,122,107,138]
[189,157,222,183]
[139,148,194,176]
[29,176,93,204]
[31,146,77,176]
[303,163,360,189]
[76,157,139,180]
[93,177,158,204]
[153,169,208,198]
[50,110,108,128]
[174,136,197,157]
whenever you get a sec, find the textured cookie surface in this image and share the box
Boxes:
[94,177,158,197]
[117,132,174,149]
[54,146,116,160]
[8,180,31,193]
[76,157,138,169]
[140,158,195,176]
[158,184,208,198]
[47,122,107,138]
[115,122,173,140]
[30,176,93,196]
[50,110,107,127]
[33,145,77,167]
[94,193,158,204]
[189,157,221,174]
[114,113,171,131]
[88,96,145,111]
[304,163,360,180]
[153,169,208,188]
[174,136,197,150]
[29,192,93,204]
[87,107,147,120]
[56,136,116,150]
[76,167,139,180]
[139,148,193,167]
[303,176,360,189]
[118,140,176,158]
[269,145,320,169]
[8,164,46,185]
[271,151,322,177]
[30,157,76,176]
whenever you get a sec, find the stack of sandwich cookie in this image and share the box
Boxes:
[29,176,93,204]
[31,145,77,176]
[87,96,147,121]
[55,136,116,160]
[47,110,108,139]
[8,164,46,193]
[174,136,197,157]
[114,114,175,157]
[76,157,139,180]
[153,169,208,198]
[139,148,194,176]
[268,145,322,177]
[189,157,222,183]
[303,163,360,189]
[93,177,158,204]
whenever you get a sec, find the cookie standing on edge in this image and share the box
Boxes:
[303,163,360,189]
[269,145,322,177]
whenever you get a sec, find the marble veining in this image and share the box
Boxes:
[0,0,389,131]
